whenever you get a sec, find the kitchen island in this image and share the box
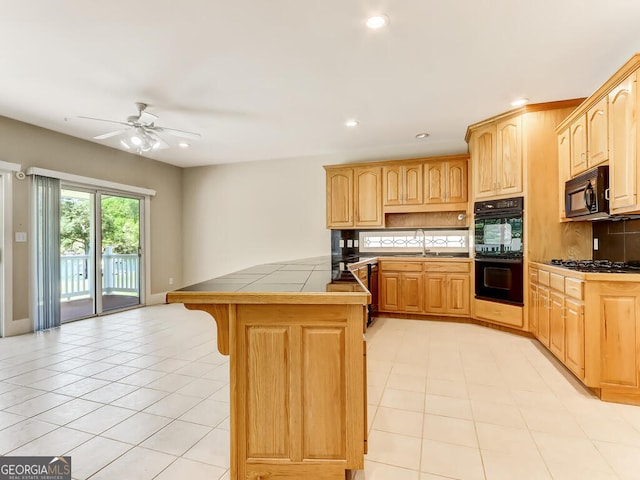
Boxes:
[166,257,369,480]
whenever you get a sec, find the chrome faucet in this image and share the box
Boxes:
[414,229,429,256]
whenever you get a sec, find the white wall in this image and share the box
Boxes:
[182,156,332,285]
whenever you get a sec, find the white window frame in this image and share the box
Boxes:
[359,229,470,254]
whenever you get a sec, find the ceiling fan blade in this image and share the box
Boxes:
[138,111,158,126]
[94,129,126,140]
[78,115,130,127]
[154,126,202,140]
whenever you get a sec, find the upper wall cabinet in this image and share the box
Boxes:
[556,54,640,216]
[469,116,523,199]
[383,164,423,206]
[325,166,383,229]
[424,159,468,205]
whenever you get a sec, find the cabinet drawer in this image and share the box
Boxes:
[550,273,565,292]
[424,262,470,273]
[538,270,550,286]
[379,261,423,272]
[474,298,523,327]
[529,268,538,283]
[564,277,584,300]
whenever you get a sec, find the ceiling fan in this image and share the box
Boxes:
[79,102,201,153]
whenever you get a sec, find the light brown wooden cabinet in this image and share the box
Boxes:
[567,98,608,178]
[383,164,423,206]
[608,71,638,214]
[379,270,423,313]
[569,115,588,176]
[424,159,468,205]
[469,117,523,199]
[424,272,469,315]
[564,298,585,378]
[325,166,383,228]
[549,290,565,360]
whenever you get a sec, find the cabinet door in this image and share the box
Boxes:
[609,73,638,213]
[326,169,353,228]
[587,97,609,167]
[557,128,571,219]
[379,272,400,312]
[382,166,402,206]
[400,273,423,313]
[471,125,497,199]
[446,159,468,204]
[424,273,446,314]
[354,167,383,227]
[424,162,446,204]
[496,116,523,196]
[570,116,588,176]
[404,164,423,204]
[538,286,550,347]
[564,298,585,379]
[529,283,539,336]
[549,291,565,360]
[447,274,470,315]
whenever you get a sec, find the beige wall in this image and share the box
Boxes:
[0,116,183,335]
[182,156,331,285]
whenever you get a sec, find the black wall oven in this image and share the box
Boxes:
[474,197,524,306]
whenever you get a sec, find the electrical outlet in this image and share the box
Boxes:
[169,277,174,285]
[354,239,359,248]
[347,239,353,248]
[594,238,599,250]
[339,239,345,248]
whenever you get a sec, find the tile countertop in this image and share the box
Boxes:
[530,261,640,281]
[175,256,366,294]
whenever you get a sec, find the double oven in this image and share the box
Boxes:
[474,197,524,305]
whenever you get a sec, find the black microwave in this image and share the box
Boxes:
[565,165,609,220]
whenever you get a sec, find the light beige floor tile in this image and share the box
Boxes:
[92,365,141,382]
[0,410,26,430]
[8,426,93,456]
[391,363,429,377]
[352,460,419,480]
[422,414,478,448]
[467,383,515,406]
[481,448,550,480]
[179,399,229,427]
[154,458,227,480]
[0,419,58,454]
[381,388,425,412]
[367,384,385,405]
[54,377,110,397]
[520,406,585,436]
[148,358,192,373]
[102,412,172,444]
[421,438,484,480]
[184,428,230,468]
[5,392,73,417]
[0,386,47,409]
[123,355,164,369]
[425,378,468,399]
[387,373,427,393]
[532,430,615,476]
[470,400,526,428]
[145,373,196,393]
[80,382,139,404]
[28,372,86,391]
[366,430,422,470]
[110,387,168,410]
[372,406,423,437]
[68,436,132,480]
[593,441,640,480]
[543,459,619,480]
[176,378,226,398]
[367,371,390,388]
[475,422,537,454]
[142,420,212,456]
[34,398,102,425]
[424,394,472,420]
[208,384,230,402]
[143,393,202,418]
[66,404,135,434]
[89,446,175,480]
[575,414,640,447]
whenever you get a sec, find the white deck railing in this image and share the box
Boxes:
[60,251,139,300]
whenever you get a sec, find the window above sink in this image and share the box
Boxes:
[359,229,470,255]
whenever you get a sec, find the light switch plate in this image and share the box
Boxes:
[594,238,599,250]
[339,239,345,248]
[347,239,353,248]
[15,232,27,242]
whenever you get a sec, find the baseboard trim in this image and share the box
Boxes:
[146,292,168,305]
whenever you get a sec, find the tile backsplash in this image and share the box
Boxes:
[593,218,640,262]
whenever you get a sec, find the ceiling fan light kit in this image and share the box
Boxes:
[79,102,201,154]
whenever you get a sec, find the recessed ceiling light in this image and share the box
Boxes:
[366,15,389,29]
[511,98,529,107]
[415,132,430,139]
[345,119,359,127]
[178,142,190,148]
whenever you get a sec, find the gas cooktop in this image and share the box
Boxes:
[550,259,640,273]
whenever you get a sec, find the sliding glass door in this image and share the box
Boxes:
[60,188,142,323]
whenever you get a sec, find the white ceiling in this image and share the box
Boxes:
[1,1,640,168]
